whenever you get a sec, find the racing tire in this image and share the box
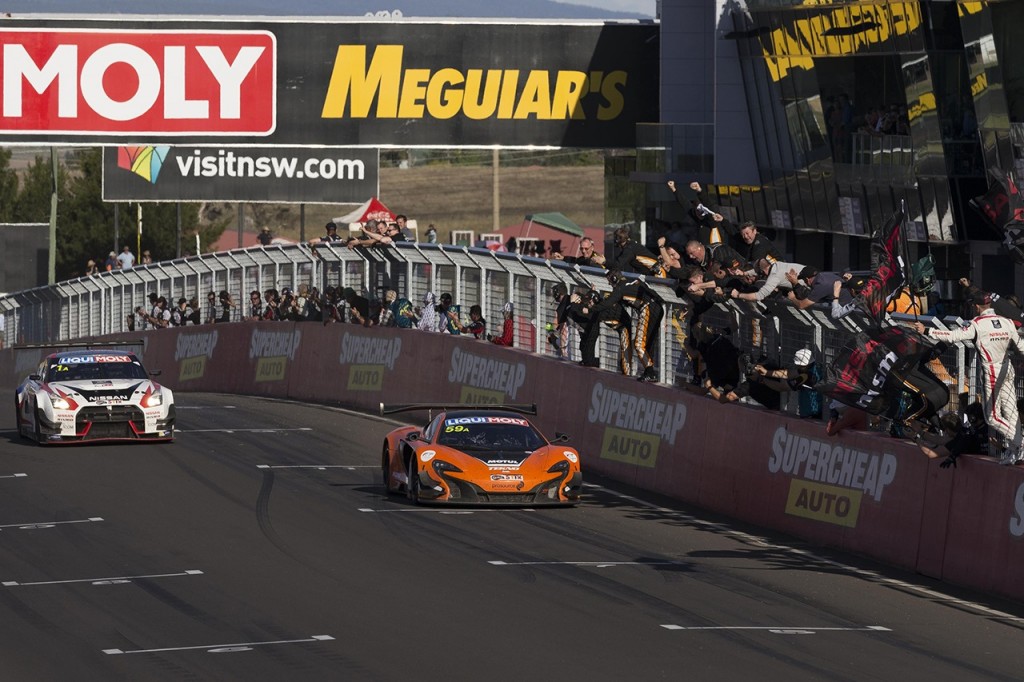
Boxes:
[406,458,419,503]
[14,395,26,439]
[381,442,393,493]
[32,402,43,446]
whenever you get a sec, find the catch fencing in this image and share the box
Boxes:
[0,241,1000,417]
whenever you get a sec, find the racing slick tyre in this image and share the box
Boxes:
[32,402,43,445]
[381,442,393,492]
[406,458,419,503]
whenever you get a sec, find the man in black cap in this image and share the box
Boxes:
[310,221,345,245]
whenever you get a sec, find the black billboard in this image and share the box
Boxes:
[101,146,380,203]
[0,19,659,148]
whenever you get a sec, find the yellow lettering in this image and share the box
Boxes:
[426,68,465,119]
[462,69,502,119]
[513,70,552,119]
[598,71,627,120]
[551,70,587,120]
[497,70,519,118]
[322,44,403,118]
[397,68,430,117]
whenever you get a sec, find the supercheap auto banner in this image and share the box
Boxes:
[0,18,659,148]
[101,146,380,203]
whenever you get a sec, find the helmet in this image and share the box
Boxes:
[793,348,813,366]
[551,282,568,299]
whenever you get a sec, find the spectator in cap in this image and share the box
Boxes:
[310,221,344,246]
[491,301,515,346]
[258,226,273,247]
[84,259,99,276]
[104,251,118,272]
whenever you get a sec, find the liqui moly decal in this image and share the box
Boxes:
[0,29,276,135]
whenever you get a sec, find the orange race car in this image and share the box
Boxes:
[380,403,582,505]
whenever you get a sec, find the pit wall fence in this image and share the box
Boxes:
[4,323,1022,605]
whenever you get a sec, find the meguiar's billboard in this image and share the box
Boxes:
[0,18,659,148]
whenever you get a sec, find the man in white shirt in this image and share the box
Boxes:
[116,245,135,270]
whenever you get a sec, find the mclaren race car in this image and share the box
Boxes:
[380,403,582,505]
[15,349,175,444]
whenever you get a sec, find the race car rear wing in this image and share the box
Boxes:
[380,402,538,417]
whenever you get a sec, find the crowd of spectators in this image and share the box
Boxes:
[117,195,1024,467]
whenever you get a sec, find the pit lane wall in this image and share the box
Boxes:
[6,324,1024,604]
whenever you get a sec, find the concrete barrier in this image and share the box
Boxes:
[6,324,1024,604]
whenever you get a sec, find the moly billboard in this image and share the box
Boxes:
[0,18,659,148]
[101,146,379,203]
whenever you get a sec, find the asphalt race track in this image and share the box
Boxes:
[0,392,1021,681]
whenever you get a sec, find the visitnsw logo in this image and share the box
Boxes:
[118,146,170,183]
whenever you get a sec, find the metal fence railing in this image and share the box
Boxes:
[0,241,1009,421]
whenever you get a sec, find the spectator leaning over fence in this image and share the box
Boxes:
[461,304,487,339]
[437,293,462,334]
[752,348,824,419]
[170,298,190,326]
[914,290,1024,464]
[553,237,606,268]
[736,221,781,266]
[788,266,855,310]
[311,221,345,246]
[490,302,515,346]
[418,292,440,331]
[683,240,745,277]
[342,287,371,326]
[377,290,397,326]
[730,257,805,303]
[216,290,234,323]
[959,277,1024,327]
[581,270,635,376]
[591,270,664,382]
[914,393,990,469]
[608,226,666,278]
[391,292,417,328]
[245,290,263,321]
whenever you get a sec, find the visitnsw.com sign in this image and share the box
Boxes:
[0,19,659,148]
[101,146,380,203]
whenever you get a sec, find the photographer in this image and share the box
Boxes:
[215,290,234,323]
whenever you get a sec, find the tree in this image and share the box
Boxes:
[0,148,19,222]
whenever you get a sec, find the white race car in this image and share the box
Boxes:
[15,349,175,444]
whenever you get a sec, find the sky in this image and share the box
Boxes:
[560,0,657,15]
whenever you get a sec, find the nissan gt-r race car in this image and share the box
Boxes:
[15,349,175,445]
[380,403,582,505]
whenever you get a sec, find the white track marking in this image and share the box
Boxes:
[103,634,334,655]
[177,428,313,433]
[4,569,203,587]
[175,406,236,409]
[490,560,684,567]
[257,465,376,470]
[358,508,535,514]
[0,473,27,479]
[661,625,891,633]
[0,517,103,530]
[585,483,1024,625]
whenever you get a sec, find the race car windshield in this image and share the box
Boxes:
[46,358,149,381]
[438,418,546,451]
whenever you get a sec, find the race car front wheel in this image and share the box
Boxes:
[381,442,392,492]
[406,459,419,502]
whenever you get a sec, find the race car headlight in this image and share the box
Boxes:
[141,391,163,408]
[432,460,463,473]
[547,460,570,473]
[50,395,72,410]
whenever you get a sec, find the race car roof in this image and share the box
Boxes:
[442,410,534,422]
[46,350,139,361]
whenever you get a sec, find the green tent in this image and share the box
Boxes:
[524,212,586,238]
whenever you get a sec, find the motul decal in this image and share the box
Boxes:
[0,29,275,135]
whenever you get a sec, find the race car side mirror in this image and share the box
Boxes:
[29,374,40,381]
[149,370,162,376]
[553,432,570,443]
